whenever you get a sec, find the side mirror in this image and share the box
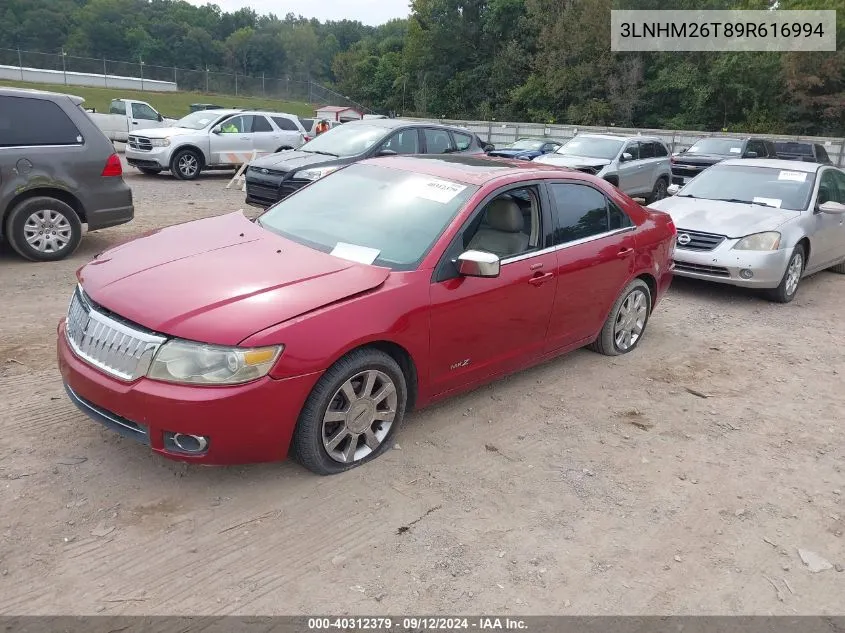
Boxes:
[157,113,163,122]
[744,151,758,158]
[456,250,500,278]
[667,183,681,196]
[620,152,634,162]
[211,126,222,135]
[376,148,397,157]
[818,200,845,215]
[483,144,495,152]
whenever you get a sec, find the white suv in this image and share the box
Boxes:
[125,109,308,180]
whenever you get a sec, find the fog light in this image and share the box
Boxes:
[164,432,209,454]
[739,269,754,279]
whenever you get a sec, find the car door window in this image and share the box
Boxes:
[0,95,82,147]
[639,142,655,159]
[816,145,831,163]
[452,131,473,151]
[219,115,251,134]
[829,170,845,202]
[461,187,541,259]
[424,129,454,154]
[817,170,843,205]
[251,116,273,132]
[109,100,126,115]
[549,183,629,244]
[623,142,640,161]
[381,129,420,154]
[131,102,159,121]
[746,140,765,157]
[653,142,669,157]
[272,116,299,132]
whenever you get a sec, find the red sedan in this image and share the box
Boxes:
[57,155,676,474]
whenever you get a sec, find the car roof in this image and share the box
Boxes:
[361,154,573,185]
[341,118,476,134]
[576,133,665,143]
[0,86,85,105]
[719,158,825,172]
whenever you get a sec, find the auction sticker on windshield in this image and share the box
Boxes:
[407,177,468,204]
[330,242,381,265]
[778,170,807,182]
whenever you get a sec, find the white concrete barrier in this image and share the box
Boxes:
[0,64,178,92]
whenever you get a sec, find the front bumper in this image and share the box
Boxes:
[672,245,791,288]
[57,320,322,465]
[126,146,171,170]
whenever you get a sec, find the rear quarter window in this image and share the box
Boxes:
[0,96,82,147]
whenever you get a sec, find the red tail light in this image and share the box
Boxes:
[101,153,123,177]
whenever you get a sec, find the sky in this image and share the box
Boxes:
[185,0,410,26]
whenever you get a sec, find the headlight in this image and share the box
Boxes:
[147,340,283,385]
[297,166,340,181]
[150,138,171,147]
[733,231,781,251]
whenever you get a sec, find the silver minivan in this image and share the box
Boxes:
[534,133,673,203]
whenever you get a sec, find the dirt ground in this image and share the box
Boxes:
[0,158,843,616]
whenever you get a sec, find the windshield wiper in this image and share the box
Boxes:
[303,150,339,157]
[677,194,698,198]
[715,198,777,208]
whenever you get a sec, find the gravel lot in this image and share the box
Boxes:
[0,159,843,615]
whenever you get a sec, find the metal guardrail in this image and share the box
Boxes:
[405,117,845,167]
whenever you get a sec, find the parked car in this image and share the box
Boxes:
[57,155,675,473]
[487,138,561,160]
[244,119,487,207]
[189,103,225,113]
[671,136,778,186]
[0,88,133,262]
[124,109,308,179]
[534,134,672,203]
[773,141,833,165]
[651,159,845,303]
[86,98,176,142]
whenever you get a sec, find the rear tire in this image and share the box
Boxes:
[588,279,652,356]
[292,348,407,475]
[170,148,202,180]
[645,177,669,205]
[6,197,82,262]
[767,245,804,303]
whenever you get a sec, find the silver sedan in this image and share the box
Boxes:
[649,159,845,303]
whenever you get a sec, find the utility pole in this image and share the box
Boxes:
[17,48,23,80]
[103,57,108,88]
[61,48,67,85]
[140,58,145,90]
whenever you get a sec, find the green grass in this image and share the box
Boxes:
[0,79,315,118]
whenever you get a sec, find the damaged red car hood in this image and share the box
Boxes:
[78,212,390,346]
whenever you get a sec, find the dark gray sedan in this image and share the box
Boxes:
[650,159,845,303]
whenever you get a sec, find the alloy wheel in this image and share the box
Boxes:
[23,209,72,254]
[321,369,398,464]
[613,289,648,351]
[785,252,803,297]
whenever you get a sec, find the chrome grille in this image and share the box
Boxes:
[128,135,152,151]
[65,287,166,381]
[675,229,726,252]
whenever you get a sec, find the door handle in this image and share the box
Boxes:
[617,247,634,258]
[528,272,554,286]
[132,121,138,124]
[240,136,250,140]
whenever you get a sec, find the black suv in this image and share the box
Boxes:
[671,136,778,186]
[0,88,133,261]
[773,141,833,164]
[244,119,487,208]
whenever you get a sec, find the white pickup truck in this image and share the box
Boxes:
[86,98,176,142]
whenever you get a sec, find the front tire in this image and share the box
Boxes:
[170,149,202,180]
[292,348,407,475]
[6,197,82,262]
[767,245,804,303]
[589,279,652,356]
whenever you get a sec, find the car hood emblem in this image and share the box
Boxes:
[677,233,691,246]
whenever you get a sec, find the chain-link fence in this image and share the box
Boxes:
[0,47,369,112]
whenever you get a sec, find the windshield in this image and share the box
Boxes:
[510,139,545,150]
[258,164,478,270]
[298,123,388,158]
[677,164,815,211]
[556,137,623,160]
[174,111,225,130]
[686,138,743,156]
[774,142,812,156]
